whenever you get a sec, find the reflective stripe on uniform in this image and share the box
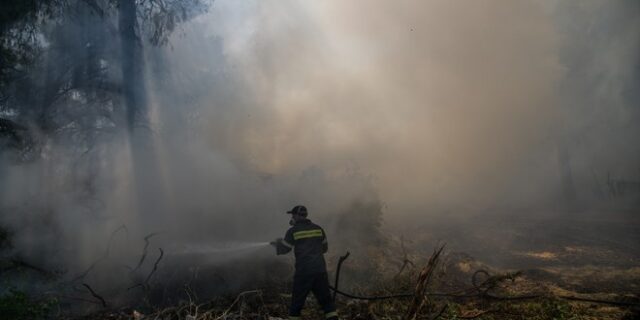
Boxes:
[325,311,338,318]
[281,239,294,248]
[293,229,323,240]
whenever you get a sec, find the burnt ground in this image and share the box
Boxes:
[399,209,640,293]
[5,209,639,319]
[383,209,640,319]
[106,209,636,319]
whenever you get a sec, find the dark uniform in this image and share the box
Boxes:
[276,213,337,320]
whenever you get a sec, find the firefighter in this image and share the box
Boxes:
[271,205,338,320]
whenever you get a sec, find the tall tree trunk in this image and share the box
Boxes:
[119,0,148,132]
[118,0,164,226]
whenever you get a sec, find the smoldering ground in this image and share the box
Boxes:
[0,0,639,315]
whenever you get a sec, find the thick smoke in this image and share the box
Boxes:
[194,0,639,215]
[0,0,638,293]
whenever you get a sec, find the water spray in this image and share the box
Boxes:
[169,241,271,256]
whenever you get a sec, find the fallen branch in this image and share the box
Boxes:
[472,269,522,296]
[82,283,107,307]
[214,290,262,320]
[458,309,495,319]
[146,248,164,284]
[132,232,160,273]
[405,245,445,320]
[394,236,415,279]
[330,286,412,300]
[129,248,164,291]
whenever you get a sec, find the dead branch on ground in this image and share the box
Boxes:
[82,283,107,307]
[394,236,415,279]
[405,245,445,320]
[132,232,160,273]
[128,248,164,291]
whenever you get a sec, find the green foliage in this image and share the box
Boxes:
[0,289,57,320]
[0,0,59,88]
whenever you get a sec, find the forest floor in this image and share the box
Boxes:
[65,209,640,320]
[2,209,639,319]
